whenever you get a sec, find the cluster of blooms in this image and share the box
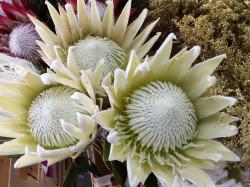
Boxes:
[0,0,242,186]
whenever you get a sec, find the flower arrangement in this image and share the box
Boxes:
[0,0,248,186]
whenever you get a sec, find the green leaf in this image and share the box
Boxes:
[145,173,158,187]
[103,139,111,161]
[111,161,127,185]
[61,162,79,187]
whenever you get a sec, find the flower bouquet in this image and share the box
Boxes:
[0,0,249,186]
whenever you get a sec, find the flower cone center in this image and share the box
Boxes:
[125,81,197,152]
[28,86,81,149]
[9,24,40,59]
[73,36,126,76]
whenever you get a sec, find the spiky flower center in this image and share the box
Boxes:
[28,86,81,149]
[9,24,40,59]
[118,81,197,153]
[73,36,126,76]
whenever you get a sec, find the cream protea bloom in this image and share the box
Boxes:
[94,34,240,187]
[30,0,160,77]
[0,56,101,168]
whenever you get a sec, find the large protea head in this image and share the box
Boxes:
[94,33,240,187]
[0,54,102,168]
[0,0,42,60]
[30,0,160,78]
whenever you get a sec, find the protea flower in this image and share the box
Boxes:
[94,33,240,187]
[30,0,160,79]
[0,0,41,60]
[0,54,102,168]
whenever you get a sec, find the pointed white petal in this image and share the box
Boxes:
[65,4,80,36]
[29,15,59,45]
[67,46,80,76]
[90,0,103,36]
[76,112,97,135]
[37,144,72,158]
[0,137,36,156]
[197,124,238,139]
[137,32,161,59]
[61,119,84,140]
[77,0,91,34]
[126,50,141,79]
[109,144,126,162]
[36,41,55,65]
[112,0,131,44]
[196,113,239,139]
[163,46,200,83]
[59,5,71,32]
[71,92,98,114]
[127,156,151,187]
[114,68,127,98]
[87,59,105,90]
[107,130,120,144]
[51,59,76,80]
[180,54,226,90]
[102,1,114,37]
[128,19,159,52]
[0,122,26,138]
[151,33,177,65]
[81,71,95,101]
[46,1,70,42]
[186,76,216,100]
[195,96,237,119]
[152,163,175,187]
[181,163,215,187]
[185,140,240,162]
[102,85,119,107]
[14,155,45,168]
[17,67,45,92]
[93,109,115,131]
[122,9,148,50]
[41,72,82,90]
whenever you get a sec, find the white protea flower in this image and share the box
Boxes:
[94,33,240,187]
[30,0,160,79]
[0,54,103,168]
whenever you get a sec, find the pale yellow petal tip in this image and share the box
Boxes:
[156,32,161,36]
[220,54,227,59]
[14,161,21,169]
[207,76,216,84]
[41,73,53,84]
[191,45,201,56]
[106,0,112,5]
[167,33,177,40]
[45,0,52,6]
[235,155,241,162]
[107,130,119,144]
[226,97,237,106]
[229,125,238,136]
[65,3,73,10]
[28,14,37,22]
